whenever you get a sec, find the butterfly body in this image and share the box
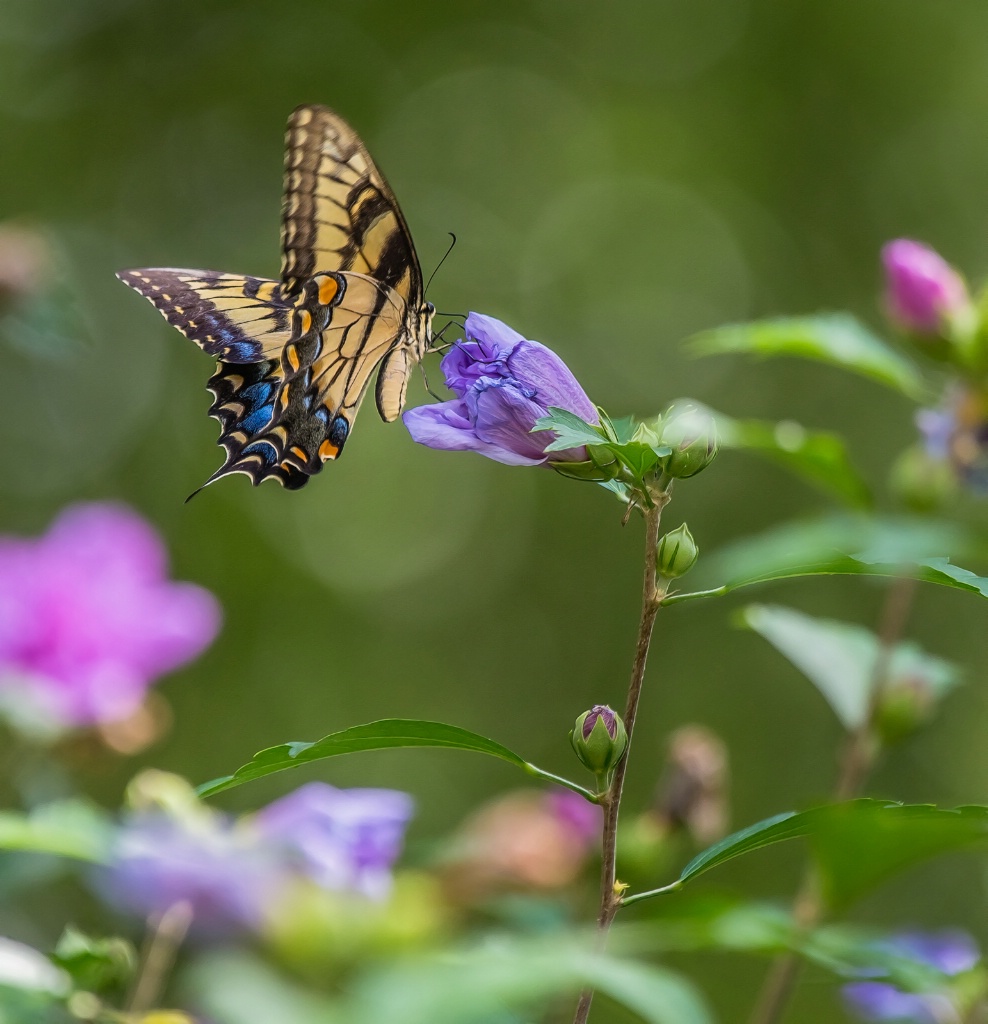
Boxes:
[119,105,433,491]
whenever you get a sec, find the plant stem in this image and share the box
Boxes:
[747,575,918,1024]
[572,492,669,1024]
[126,900,194,1015]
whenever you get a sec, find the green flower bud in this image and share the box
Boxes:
[660,403,719,479]
[874,671,939,745]
[570,705,627,775]
[549,444,621,482]
[889,444,958,513]
[656,523,699,579]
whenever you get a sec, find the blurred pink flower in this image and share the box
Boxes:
[0,503,220,729]
[882,239,969,335]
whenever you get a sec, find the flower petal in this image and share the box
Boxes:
[507,340,598,423]
[470,379,560,465]
[463,312,527,353]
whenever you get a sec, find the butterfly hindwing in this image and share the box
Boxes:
[199,358,307,492]
[213,272,406,486]
[116,269,293,362]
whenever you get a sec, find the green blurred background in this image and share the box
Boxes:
[3,0,988,1019]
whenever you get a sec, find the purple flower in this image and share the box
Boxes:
[403,313,597,466]
[843,930,979,1023]
[256,783,414,900]
[0,503,220,730]
[106,811,280,931]
[882,240,969,335]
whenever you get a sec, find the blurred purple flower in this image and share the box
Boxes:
[843,930,979,1023]
[916,387,988,494]
[101,778,414,934]
[0,503,220,729]
[403,313,597,466]
[882,240,968,335]
[916,407,955,462]
[106,811,280,931]
[256,782,414,899]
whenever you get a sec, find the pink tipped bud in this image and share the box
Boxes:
[581,705,618,740]
[571,705,627,775]
[882,239,968,335]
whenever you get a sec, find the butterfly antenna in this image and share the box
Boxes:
[424,232,456,298]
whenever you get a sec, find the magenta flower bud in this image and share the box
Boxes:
[403,313,598,466]
[882,239,969,335]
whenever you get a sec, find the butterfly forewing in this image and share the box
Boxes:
[116,269,293,362]
[281,105,424,306]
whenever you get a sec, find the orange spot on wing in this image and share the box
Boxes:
[285,345,300,371]
[290,446,307,462]
[318,276,338,305]
[298,309,312,334]
[319,440,339,461]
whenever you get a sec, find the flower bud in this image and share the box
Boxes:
[570,705,627,775]
[659,403,719,479]
[889,444,958,513]
[549,444,621,482]
[874,676,936,744]
[882,239,970,336]
[656,523,699,579]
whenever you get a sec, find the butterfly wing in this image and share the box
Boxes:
[261,104,432,482]
[281,104,425,309]
[201,272,410,491]
[120,104,431,494]
[116,269,293,362]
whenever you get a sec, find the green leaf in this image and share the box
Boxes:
[192,939,714,1024]
[689,313,928,399]
[198,719,591,800]
[534,408,606,451]
[187,952,340,1024]
[609,441,664,480]
[348,938,713,1024]
[51,927,135,995]
[0,801,112,863]
[672,800,988,909]
[535,408,671,485]
[600,411,640,445]
[738,604,959,730]
[716,413,871,508]
[639,897,952,992]
[663,515,987,605]
[801,923,953,991]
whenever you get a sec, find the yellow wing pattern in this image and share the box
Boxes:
[281,104,424,307]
